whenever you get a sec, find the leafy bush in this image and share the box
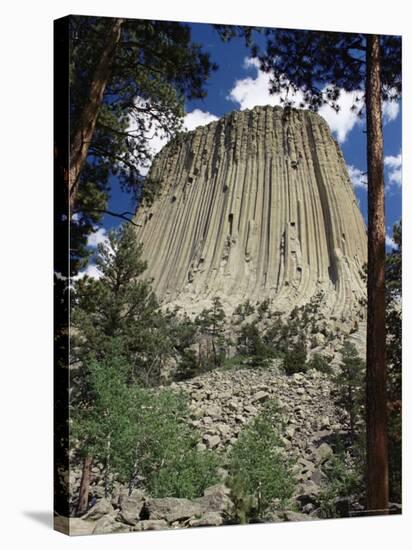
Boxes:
[282,341,307,375]
[307,353,332,374]
[335,341,365,442]
[118,387,221,499]
[257,298,271,320]
[227,400,295,519]
[73,357,221,500]
[318,449,364,518]
[236,323,274,367]
[233,299,255,321]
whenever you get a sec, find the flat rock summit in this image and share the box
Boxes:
[134,105,367,321]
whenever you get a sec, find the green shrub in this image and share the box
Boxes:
[233,300,255,320]
[221,355,249,371]
[318,450,364,518]
[237,323,273,367]
[307,353,332,374]
[282,341,307,375]
[227,400,296,519]
[122,388,221,499]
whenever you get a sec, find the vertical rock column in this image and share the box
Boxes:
[133,105,367,319]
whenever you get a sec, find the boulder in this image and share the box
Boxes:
[196,484,233,515]
[203,434,221,449]
[92,515,130,535]
[133,519,169,531]
[281,511,312,522]
[314,442,334,464]
[251,391,270,403]
[188,512,223,527]
[146,497,203,523]
[118,491,145,526]
[205,404,222,418]
[81,498,114,521]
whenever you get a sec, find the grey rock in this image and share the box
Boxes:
[188,512,223,527]
[314,442,334,464]
[118,491,145,526]
[282,511,312,522]
[92,515,130,534]
[81,498,114,521]
[251,391,270,403]
[133,519,169,531]
[146,498,203,523]
[203,434,221,449]
[196,484,233,515]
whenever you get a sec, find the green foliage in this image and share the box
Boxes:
[196,297,227,368]
[307,353,332,374]
[120,388,220,499]
[236,323,273,367]
[282,340,307,375]
[335,341,365,442]
[71,224,167,387]
[227,400,295,518]
[226,476,257,524]
[386,221,402,502]
[257,298,271,320]
[221,355,249,371]
[69,15,217,274]
[72,352,220,500]
[263,292,330,358]
[233,299,255,321]
[318,448,365,519]
[217,26,401,112]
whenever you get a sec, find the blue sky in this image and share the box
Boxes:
[93,23,402,259]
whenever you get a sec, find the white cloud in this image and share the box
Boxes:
[383,100,400,123]
[87,227,109,248]
[347,165,367,189]
[318,90,362,144]
[183,109,219,132]
[384,152,402,187]
[386,235,397,250]
[74,264,103,281]
[227,57,400,144]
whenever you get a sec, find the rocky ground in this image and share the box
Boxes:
[62,363,358,535]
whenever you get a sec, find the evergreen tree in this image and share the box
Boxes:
[237,322,272,366]
[336,341,365,444]
[385,222,402,502]
[196,297,227,368]
[71,223,169,513]
[217,25,401,514]
[71,223,167,388]
[65,16,216,274]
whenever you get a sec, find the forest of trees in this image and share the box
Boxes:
[67,221,402,517]
[54,16,402,521]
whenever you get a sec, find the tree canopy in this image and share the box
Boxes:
[69,16,217,274]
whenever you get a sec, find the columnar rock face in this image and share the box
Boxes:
[134,105,366,319]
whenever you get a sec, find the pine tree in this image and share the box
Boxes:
[385,222,402,502]
[71,223,167,387]
[71,223,169,513]
[196,297,227,368]
[336,341,365,444]
[217,25,401,515]
[63,15,216,274]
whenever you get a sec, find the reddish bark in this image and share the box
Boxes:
[69,18,123,213]
[76,455,93,516]
[365,33,389,515]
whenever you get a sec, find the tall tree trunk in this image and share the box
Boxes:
[69,18,123,213]
[76,455,93,516]
[365,34,389,515]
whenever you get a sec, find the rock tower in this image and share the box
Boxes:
[134,105,367,320]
